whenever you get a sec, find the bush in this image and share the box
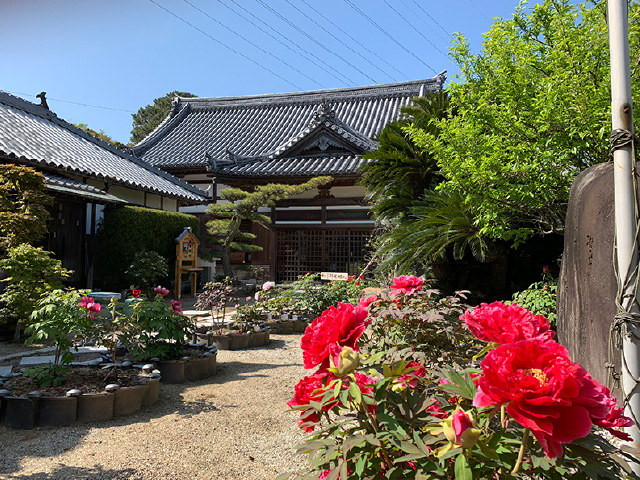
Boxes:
[95,205,199,290]
[125,251,169,292]
[510,266,558,330]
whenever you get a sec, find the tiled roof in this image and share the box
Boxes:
[41,171,126,203]
[132,75,445,175]
[0,91,208,203]
[213,155,370,178]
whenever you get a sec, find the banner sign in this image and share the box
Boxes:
[320,272,349,281]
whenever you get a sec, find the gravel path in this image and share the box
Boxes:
[0,335,310,480]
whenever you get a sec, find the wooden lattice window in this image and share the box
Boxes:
[275,229,372,282]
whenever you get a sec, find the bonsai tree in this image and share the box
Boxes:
[204,176,332,278]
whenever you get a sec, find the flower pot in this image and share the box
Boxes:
[142,378,160,406]
[158,359,186,384]
[185,356,210,381]
[4,396,38,430]
[294,320,308,333]
[77,392,115,423]
[248,332,262,348]
[196,333,212,346]
[279,321,294,334]
[211,335,230,350]
[228,334,250,350]
[37,396,78,427]
[207,354,217,376]
[113,384,146,417]
[263,330,270,345]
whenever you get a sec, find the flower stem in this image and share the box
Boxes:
[511,428,530,474]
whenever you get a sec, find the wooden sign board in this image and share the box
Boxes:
[321,272,349,281]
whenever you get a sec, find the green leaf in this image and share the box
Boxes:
[454,453,472,480]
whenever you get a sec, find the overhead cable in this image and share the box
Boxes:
[409,0,452,40]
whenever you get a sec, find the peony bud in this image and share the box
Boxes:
[329,345,360,377]
[442,409,481,448]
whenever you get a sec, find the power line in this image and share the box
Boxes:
[342,0,437,75]
[295,0,403,81]
[383,0,449,59]
[182,0,323,88]
[7,90,134,113]
[468,0,491,22]
[398,0,448,43]
[409,0,452,40]
[217,0,343,88]
[281,0,379,83]
[253,0,361,86]
[146,0,303,90]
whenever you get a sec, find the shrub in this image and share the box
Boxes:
[510,266,558,330]
[125,251,169,292]
[95,205,199,290]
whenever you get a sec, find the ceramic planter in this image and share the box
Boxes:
[157,359,186,384]
[76,392,115,423]
[4,396,38,429]
[37,396,78,427]
[113,384,146,417]
[185,356,210,381]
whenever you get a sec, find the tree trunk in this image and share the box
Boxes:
[221,248,233,279]
[13,321,22,343]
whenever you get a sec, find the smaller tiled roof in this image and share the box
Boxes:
[213,154,370,179]
[0,91,207,203]
[41,172,126,203]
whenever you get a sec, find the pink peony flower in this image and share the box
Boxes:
[463,301,554,345]
[300,302,370,370]
[254,292,260,301]
[170,300,183,315]
[443,409,481,448]
[262,281,274,290]
[153,285,170,297]
[358,294,378,309]
[246,296,251,301]
[78,296,101,319]
[390,275,424,296]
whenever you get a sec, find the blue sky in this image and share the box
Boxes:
[2,0,531,145]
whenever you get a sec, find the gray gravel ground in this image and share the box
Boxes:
[0,334,310,480]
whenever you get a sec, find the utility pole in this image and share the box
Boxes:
[608,0,640,450]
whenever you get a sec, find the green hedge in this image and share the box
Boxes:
[95,205,199,290]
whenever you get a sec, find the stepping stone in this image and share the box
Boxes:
[20,356,55,366]
[73,346,108,354]
[0,366,13,376]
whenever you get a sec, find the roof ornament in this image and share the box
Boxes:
[312,98,336,124]
[170,96,180,117]
[205,152,216,172]
[226,148,239,164]
[36,92,49,110]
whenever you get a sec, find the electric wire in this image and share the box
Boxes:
[343,0,437,75]
[253,0,361,86]
[6,90,134,113]
[296,0,403,81]
[182,0,323,88]
[382,0,449,58]
[409,0,452,40]
[281,0,379,83]
[468,0,491,22]
[216,0,341,87]
[146,0,303,90]
[399,0,449,43]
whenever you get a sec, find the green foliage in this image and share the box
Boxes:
[130,91,197,145]
[27,289,94,366]
[206,177,332,278]
[375,190,495,275]
[510,269,558,330]
[359,92,450,223]
[0,164,51,256]
[406,0,640,245]
[125,251,169,291]
[22,364,70,388]
[95,205,198,290]
[74,123,125,149]
[0,245,72,326]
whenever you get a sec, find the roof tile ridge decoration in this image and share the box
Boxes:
[179,74,447,110]
[129,97,192,153]
[267,103,376,160]
[0,90,206,201]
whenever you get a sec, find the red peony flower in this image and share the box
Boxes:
[300,302,370,370]
[153,285,170,297]
[389,275,424,296]
[397,361,427,389]
[358,294,378,309]
[463,301,554,345]
[131,289,141,298]
[473,338,633,458]
[78,296,101,319]
[170,299,183,315]
[287,371,339,432]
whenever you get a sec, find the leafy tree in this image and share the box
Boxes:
[130,91,197,145]
[74,123,125,149]
[359,92,449,223]
[205,177,332,278]
[406,0,640,245]
[0,164,51,256]
[0,244,72,341]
